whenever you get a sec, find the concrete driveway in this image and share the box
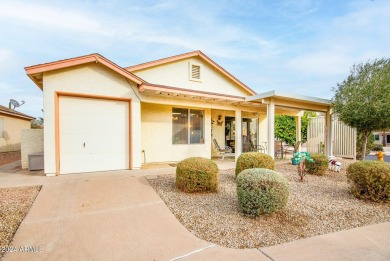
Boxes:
[3,169,264,261]
[2,164,390,261]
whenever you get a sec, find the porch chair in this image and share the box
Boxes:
[274,140,288,159]
[285,141,303,156]
[249,140,266,153]
[213,139,234,160]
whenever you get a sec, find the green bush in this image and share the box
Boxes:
[176,157,219,193]
[236,168,289,216]
[235,152,274,176]
[347,161,390,202]
[372,144,384,152]
[305,153,328,175]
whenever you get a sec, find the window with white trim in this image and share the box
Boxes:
[189,62,202,82]
[172,108,204,144]
[0,118,3,138]
[374,134,380,141]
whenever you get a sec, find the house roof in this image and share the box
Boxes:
[246,90,332,112]
[139,82,246,102]
[25,54,144,89]
[126,50,256,95]
[0,105,35,121]
[246,90,332,105]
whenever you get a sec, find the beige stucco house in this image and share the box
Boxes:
[373,130,390,147]
[25,50,333,176]
[0,105,35,153]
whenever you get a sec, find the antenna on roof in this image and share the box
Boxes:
[9,99,25,110]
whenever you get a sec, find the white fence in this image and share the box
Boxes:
[307,116,356,159]
[307,117,325,154]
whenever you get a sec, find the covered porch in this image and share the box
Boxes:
[139,83,333,163]
[245,91,333,159]
[211,105,303,159]
[213,91,332,160]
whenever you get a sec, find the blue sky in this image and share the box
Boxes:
[0,0,389,118]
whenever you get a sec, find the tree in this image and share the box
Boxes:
[275,115,295,145]
[332,58,390,160]
[275,112,316,145]
[31,109,44,129]
[356,132,375,159]
[31,117,44,129]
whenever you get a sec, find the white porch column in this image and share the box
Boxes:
[267,98,275,159]
[295,116,302,153]
[235,109,242,161]
[325,108,332,156]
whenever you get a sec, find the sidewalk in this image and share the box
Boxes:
[261,222,390,261]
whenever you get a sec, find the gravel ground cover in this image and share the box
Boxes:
[0,151,21,167]
[148,159,390,248]
[0,186,41,257]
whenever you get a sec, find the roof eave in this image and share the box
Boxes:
[0,111,35,121]
[25,54,144,89]
[139,82,246,102]
[28,74,43,90]
[246,90,332,106]
[126,50,200,71]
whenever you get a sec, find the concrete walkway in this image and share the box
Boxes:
[1,162,389,260]
[0,160,45,188]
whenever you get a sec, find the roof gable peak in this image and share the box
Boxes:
[126,50,255,95]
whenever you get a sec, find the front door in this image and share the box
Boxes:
[224,117,258,153]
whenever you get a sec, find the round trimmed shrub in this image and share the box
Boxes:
[176,157,218,193]
[347,161,390,202]
[305,153,328,175]
[236,168,289,216]
[235,152,274,177]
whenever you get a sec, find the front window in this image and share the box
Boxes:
[374,134,379,141]
[190,110,204,143]
[172,108,204,144]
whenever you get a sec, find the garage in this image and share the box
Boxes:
[58,95,130,174]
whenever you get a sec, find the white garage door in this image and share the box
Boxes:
[59,96,129,174]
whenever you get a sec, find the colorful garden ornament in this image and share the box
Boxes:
[328,155,342,172]
[293,152,314,181]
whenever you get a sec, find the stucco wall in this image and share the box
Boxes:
[141,103,211,163]
[43,63,142,175]
[21,129,44,169]
[0,115,31,153]
[133,57,251,97]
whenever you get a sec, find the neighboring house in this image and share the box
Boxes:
[0,105,35,153]
[373,130,390,147]
[25,50,332,176]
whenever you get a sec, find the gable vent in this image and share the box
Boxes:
[191,64,200,79]
[189,62,202,82]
